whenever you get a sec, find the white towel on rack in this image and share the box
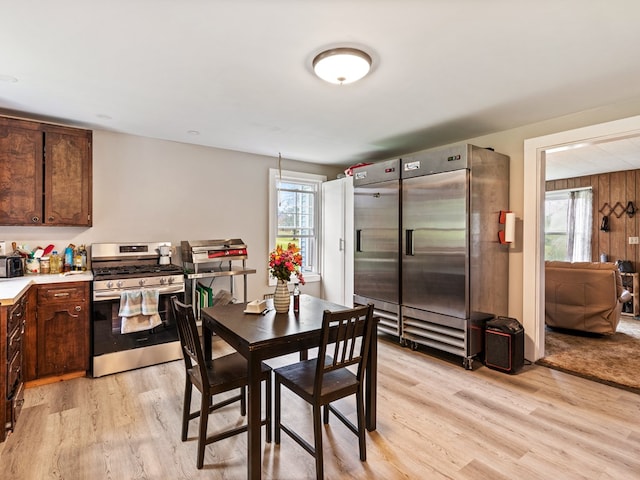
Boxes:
[119,290,161,334]
[141,289,159,315]
[118,290,142,317]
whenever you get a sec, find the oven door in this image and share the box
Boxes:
[92,287,183,356]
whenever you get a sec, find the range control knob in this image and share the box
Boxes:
[168,276,175,284]
[159,277,167,285]
[116,280,124,288]
[106,281,113,289]
[139,279,146,286]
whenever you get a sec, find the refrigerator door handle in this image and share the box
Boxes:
[406,229,414,256]
[339,238,345,252]
[356,229,362,252]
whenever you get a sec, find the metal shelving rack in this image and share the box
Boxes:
[620,272,639,317]
[181,239,256,319]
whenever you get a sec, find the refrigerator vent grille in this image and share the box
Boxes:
[402,317,465,356]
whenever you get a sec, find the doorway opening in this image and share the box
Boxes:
[523,114,640,361]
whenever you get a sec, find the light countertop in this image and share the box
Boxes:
[0,272,93,306]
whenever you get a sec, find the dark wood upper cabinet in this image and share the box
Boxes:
[0,116,92,226]
[0,120,43,223]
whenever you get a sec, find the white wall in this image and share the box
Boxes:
[0,130,341,299]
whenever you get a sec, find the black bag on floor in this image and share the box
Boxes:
[485,317,524,374]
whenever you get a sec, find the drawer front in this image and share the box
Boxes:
[38,284,86,304]
[7,294,26,335]
[7,382,25,434]
[7,350,22,393]
[7,326,22,362]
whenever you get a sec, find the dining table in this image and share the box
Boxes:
[200,294,378,480]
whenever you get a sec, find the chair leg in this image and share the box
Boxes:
[197,390,210,469]
[323,404,330,425]
[274,376,281,444]
[240,386,247,416]
[312,404,324,480]
[356,389,366,461]
[265,375,272,443]
[182,378,192,441]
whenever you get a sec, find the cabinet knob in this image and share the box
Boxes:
[31,216,40,223]
[75,305,82,312]
[48,216,55,221]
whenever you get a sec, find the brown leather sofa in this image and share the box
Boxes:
[545,261,632,334]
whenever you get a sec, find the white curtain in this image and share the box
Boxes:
[566,189,592,262]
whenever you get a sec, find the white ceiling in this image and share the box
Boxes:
[546,134,640,181]
[2,1,640,166]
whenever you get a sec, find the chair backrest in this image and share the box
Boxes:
[171,296,207,374]
[314,304,374,391]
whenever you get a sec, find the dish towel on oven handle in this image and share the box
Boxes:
[119,289,162,334]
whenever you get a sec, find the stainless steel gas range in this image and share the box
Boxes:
[91,242,185,377]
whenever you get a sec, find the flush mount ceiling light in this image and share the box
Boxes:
[312,47,372,85]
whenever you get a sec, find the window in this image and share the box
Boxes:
[544,187,593,261]
[269,169,326,284]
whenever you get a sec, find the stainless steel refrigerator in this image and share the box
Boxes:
[353,159,401,336]
[353,144,510,368]
[401,144,509,368]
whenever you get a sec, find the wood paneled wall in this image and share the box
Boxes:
[546,169,640,270]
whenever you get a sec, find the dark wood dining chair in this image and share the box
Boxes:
[274,303,375,480]
[170,296,272,469]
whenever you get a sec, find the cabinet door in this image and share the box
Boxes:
[321,177,354,306]
[44,126,92,226]
[36,284,89,378]
[0,119,43,225]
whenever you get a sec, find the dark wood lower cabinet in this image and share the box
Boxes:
[2,281,89,442]
[24,282,89,382]
[37,282,89,378]
[1,290,27,442]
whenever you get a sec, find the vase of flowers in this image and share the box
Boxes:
[269,243,305,313]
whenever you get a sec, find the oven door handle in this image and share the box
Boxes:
[93,285,185,301]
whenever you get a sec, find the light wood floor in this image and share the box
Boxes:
[1,335,639,479]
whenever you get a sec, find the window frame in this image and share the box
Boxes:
[268,168,326,285]
[544,186,593,262]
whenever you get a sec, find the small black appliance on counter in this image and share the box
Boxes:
[484,316,524,374]
[0,255,24,278]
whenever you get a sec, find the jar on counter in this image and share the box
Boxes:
[25,257,40,274]
[40,256,50,274]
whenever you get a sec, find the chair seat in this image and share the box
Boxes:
[274,304,374,480]
[188,352,271,393]
[275,357,359,403]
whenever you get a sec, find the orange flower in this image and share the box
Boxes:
[269,243,305,285]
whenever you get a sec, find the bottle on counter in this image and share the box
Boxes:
[73,250,83,271]
[64,246,74,272]
[79,244,87,271]
[49,251,62,274]
[293,282,300,313]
